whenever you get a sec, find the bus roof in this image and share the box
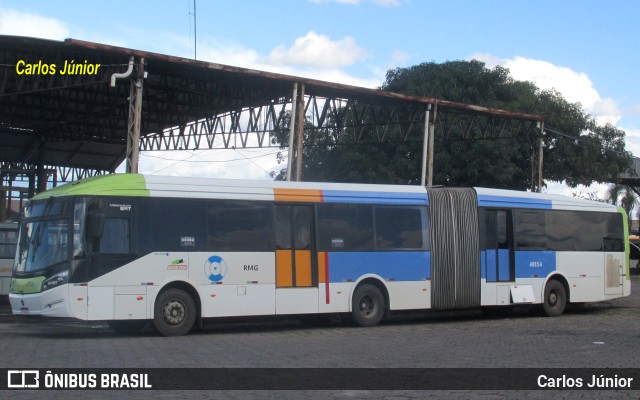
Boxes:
[33,173,618,212]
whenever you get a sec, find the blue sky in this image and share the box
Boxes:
[1,0,639,193]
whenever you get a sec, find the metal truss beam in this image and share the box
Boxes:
[138,94,544,191]
[1,162,107,183]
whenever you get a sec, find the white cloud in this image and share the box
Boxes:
[0,8,69,40]
[183,32,380,89]
[198,40,262,70]
[590,98,622,126]
[468,54,635,197]
[543,180,610,199]
[469,53,621,127]
[387,50,410,68]
[622,127,640,158]
[372,0,402,5]
[276,65,382,88]
[264,31,367,69]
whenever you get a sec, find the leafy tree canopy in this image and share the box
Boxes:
[272,60,632,190]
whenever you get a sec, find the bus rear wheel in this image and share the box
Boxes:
[154,288,196,336]
[542,280,567,317]
[351,284,385,327]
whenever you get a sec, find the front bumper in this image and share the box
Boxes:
[9,285,73,318]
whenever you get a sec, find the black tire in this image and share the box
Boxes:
[351,284,385,327]
[108,320,148,335]
[153,288,196,336]
[542,280,567,317]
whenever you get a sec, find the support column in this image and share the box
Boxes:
[295,84,306,181]
[28,169,35,199]
[286,83,298,182]
[530,121,545,193]
[421,105,431,186]
[0,172,6,222]
[126,58,145,174]
[537,122,545,193]
[7,171,14,220]
[36,137,46,194]
[426,104,437,187]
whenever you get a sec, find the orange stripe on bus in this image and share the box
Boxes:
[274,188,323,203]
[276,250,292,288]
[295,250,312,287]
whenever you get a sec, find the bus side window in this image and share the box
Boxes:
[0,228,17,258]
[374,207,425,250]
[515,210,546,250]
[95,218,130,254]
[275,205,292,250]
[496,210,508,249]
[207,202,273,251]
[316,203,374,251]
[293,207,311,250]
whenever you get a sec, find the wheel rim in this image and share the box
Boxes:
[359,294,376,318]
[548,291,558,307]
[163,299,186,326]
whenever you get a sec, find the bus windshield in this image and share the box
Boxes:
[14,219,69,273]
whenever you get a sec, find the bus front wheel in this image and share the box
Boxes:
[542,280,567,317]
[351,284,385,327]
[154,288,196,336]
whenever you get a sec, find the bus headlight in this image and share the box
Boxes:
[42,270,69,292]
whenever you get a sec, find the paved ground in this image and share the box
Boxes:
[1,276,639,399]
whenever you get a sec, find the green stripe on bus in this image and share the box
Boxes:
[619,207,631,280]
[33,174,150,199]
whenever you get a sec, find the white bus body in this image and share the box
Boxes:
[9,174,630,335]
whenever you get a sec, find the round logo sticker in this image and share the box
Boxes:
[204,255,227,282]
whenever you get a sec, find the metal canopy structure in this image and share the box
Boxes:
[0,35,545,218]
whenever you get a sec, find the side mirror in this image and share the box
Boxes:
[86,212,105,239]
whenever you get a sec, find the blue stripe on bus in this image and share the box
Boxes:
[515,251,556,278]
[481,250,491,280]
[322,190,428,205]
[497,249,511,281]
[481,249,512,281]
[328,251,430,282]
[478,195,552,209]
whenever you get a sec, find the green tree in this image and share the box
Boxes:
[382,60,632,189]
[273,60,632,189]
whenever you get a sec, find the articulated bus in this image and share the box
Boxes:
[9,174,630,336]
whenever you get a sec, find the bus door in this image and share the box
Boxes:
[483,209,514,283]
[274,204,319,314]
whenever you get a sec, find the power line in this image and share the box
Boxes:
[544,126,629,156]
[141,150,280,163]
